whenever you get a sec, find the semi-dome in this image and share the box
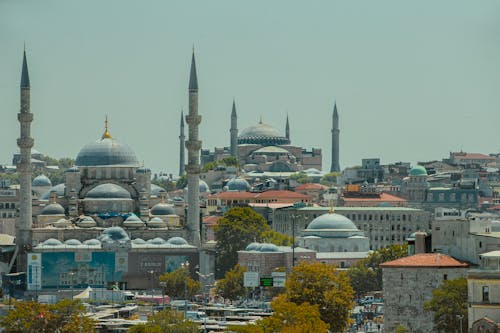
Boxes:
[40,184,66,200]
[150,203,175,215]
[75,133,139,167]
[167,237,188,245]
[307,213,358,230]
[77,216,97,228]
[42,238,63,246]
[41,203,65,215]
[409,165,428,176]
[99,226,130,242]
[33,174,52,187]
[83,239,101,246]
[85,183,131,199]
[253,146,290,154]
[238,120,290,146]
[64,239,82,246]
[226,177,250,192]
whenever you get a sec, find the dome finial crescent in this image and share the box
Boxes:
[102,115,112,139]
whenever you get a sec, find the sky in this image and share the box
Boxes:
[1,0,499,175]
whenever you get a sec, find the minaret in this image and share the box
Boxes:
[185,50,201,247]
[230,99,238,158]
[330,102,340,172]
[17,49,34,270]
[179,110,185,176]
[285,114,290,141]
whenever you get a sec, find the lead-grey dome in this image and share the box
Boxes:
[33,174,52,187]
[167,237,188,245]
[41,203,65,215]
[307,213,357,230]
[226,177,250,192]
[238,121,290,146]
[40,184,66,200]
[75,137,139,167]
[86,183,131,199]
[150,203,175,215]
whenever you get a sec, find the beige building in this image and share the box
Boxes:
[381,253,469,333]
[273,206,431,250]
[468,251,500,332]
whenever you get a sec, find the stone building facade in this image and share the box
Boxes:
[381,253,468,333]
[273,206,431,250]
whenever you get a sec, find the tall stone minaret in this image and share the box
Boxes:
[185,50,201,247]
[285,115,290,142]
[330,102,340,173]
[230,99,238,158]
[179,110,185,176]
[17,49,34,270]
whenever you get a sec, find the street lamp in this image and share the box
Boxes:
[181,261,190,319]
[148,270,155,314]
[456,314,464,333]
[159,281,167,309]
[69,272,76,299]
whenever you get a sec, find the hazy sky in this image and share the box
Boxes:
[1,0,499,174]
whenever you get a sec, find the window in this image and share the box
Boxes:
[483,286,490,302]
[443,274,448,280]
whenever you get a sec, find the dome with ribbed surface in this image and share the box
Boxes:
[238,121,290,146]
[33,174,52,187]
[41,203,65,215]
[150,203,175,216]
[85,183,131,199]
[307,213,357,230]
[226,177,250,191]
[75,137,139,167]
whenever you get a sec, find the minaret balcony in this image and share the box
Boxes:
[17,112,33,122]
[185,165,201,174]
[185,115,201,126]
[185,140,202,151]
[17,137,34,149]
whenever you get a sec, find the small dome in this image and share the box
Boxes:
[150,203,175,216]
[99,227,130,242]
[33,174,52,187]
[65,166,80,173]
[151,184,168,197]
[136,167,151,174]
[83,239,101,246]
[132,238,147,244]
[77,216,97,228]
[409,165,428,176]
[75,137,139,167]
[42,238,63,246]
[147,237,167,245]
[123,214,144,228]
[40,184,65,200]
[199,180,210,193]
[245,242,260,251]
[64,239,82,246]
[41,203,65,215]
[167,237,188,245]
[307,213,358,230]
[86,184,131,199]
[258,243,279,252]
[147,217,166,228]
[53,218,71,228]
[226,177,250,192]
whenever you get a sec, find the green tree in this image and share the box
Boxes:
[0,299,95,333]
[395,325,409,333]
[128,309,198,333]
[285,261,354,332]
[215,207,270,275]
[215,264,247,301]
[290,172,311,184]
[261,229,292,246]
[230,294,329,333]
[159,266,201,300]
[348,244,408,295]
[424,277,468,333]
[320,172,340,186]
[175,174,188,189]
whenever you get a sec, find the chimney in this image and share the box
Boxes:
[414,232,427,254]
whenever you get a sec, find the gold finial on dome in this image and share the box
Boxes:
[102,115,112,139]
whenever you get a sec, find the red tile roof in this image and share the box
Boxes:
[202,215,221,226]
[453,153,495,161]
[208,190,310,201]
[380,253,469,268]
[295,183,329,191]
[342,193,406,202]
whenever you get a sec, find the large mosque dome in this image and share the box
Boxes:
[85,184,131,199]
[307,213,358,230]
[75,124,139,167]
[238,120,290,146]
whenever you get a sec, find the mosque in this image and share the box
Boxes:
[12,50,208,291]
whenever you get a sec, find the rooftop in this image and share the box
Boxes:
[380,253,469,268]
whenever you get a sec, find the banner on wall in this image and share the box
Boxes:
[27,253,42,291]
[115,252,128,272]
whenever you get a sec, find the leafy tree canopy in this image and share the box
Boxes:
[175,174,188,189]
[290,172,311,184]
[424,277,468,333]
[320,172,340,186]
[0,299,95,333]
[215,264,247,301]
[285,261,354,333]
[159,266,201,300]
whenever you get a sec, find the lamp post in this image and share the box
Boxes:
[69,271,75,299]
[148,270,155,314]
[159,281,166,309]
[181,261,189,319]
[456,314,464,333]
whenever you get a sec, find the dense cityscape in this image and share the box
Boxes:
[1,2,499,333]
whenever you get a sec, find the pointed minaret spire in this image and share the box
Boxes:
[330,101,340,173]
[21,49,30,88]
[285,114,290,142]
[230,99,238,158]
[189,49,198,92]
